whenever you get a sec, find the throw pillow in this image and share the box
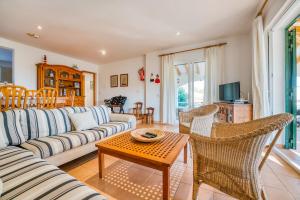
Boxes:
[68,111,98,131]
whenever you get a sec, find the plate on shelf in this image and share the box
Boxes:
[131,128,165,143]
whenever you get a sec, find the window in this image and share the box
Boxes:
[176,62,206,115]
[0,47,13,83]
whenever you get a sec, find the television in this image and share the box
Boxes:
[219,82,240,102]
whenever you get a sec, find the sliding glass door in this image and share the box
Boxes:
[176,62,206,116]
[285,25,297,149]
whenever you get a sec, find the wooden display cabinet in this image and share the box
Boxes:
[37,63,85,106]
[214,102,253,123]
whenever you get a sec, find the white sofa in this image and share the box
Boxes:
[45,111,136,166]
[0,105,136,200]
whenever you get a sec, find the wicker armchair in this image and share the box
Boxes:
[179,104,219,136]
[190,113,293,200]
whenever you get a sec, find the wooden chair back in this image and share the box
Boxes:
[37,87,58,109]
[65,89,75,107]
[0,85,27,111]
[25,90,38,108]
[133,102,143,119]
[146,107,155,124]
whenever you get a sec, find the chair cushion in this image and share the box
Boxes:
[20,122,131,159]
[0,146,106,200]
[20,108,72,140]
[89,106,110,125]
[0,110,25,146]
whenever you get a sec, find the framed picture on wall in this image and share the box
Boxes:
[110,75,118,87]
[120,74,128,87]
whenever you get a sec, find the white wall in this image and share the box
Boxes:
[99,33,253,122]
[224,34,252,99]
[145,52,161,121]
[0,37,99,90]
[98,56,145,113]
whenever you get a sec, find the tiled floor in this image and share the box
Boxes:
[60,123,300,200]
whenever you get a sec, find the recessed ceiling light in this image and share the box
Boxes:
[176,31,181,36]
[26,32,40,39]
[99,50,106,55]
[37,25,43,30]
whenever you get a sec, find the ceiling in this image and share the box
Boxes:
[0,0,259,64]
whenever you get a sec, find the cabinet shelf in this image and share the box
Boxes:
[59,78,81,82]
[37,63,85,106]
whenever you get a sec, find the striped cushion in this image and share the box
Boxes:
[89,106,110,125]
[20,108,72,140]
[21,122,131,159]
[0,110,25,146]
[62,106,90,114]
[0,146,106,200]
[0,127,7,148]
[91,122,131,137]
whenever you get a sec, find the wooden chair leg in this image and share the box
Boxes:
[261,187,268,200]
[192,180,200,200]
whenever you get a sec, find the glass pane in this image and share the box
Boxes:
[193,62,205,107]
[0,47,13,83]
[44,68,56,88]
[60,71,69,79]
[176,64,189,112]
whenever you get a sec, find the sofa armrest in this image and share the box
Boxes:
[109,113,137,129]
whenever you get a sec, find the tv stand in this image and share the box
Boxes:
[214,102,253,123]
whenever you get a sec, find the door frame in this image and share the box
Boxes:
[285,15,300,149]
[82,71,96,106]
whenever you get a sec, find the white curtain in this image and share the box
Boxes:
[252,16,270,119]
[204,46,225,104]
[161,55,176,124]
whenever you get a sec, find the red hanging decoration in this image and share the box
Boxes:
[138,67,145,81]
[154,74,160,84]
[150,73,154,82]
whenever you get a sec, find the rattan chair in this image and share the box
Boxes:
[190,113,293,200]
[179,104,219,136]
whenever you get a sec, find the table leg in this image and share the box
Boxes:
[98,150,104,178]
[163,167,170,200]
[184,143,188,164]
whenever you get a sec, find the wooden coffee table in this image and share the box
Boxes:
[96,130,189,200]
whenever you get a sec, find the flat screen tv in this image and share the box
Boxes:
[219,82,240,102]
